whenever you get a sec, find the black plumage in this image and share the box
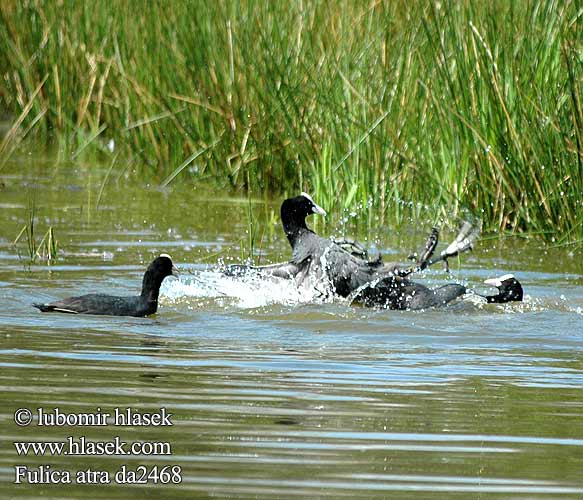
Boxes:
[277,193,404,296]
[348,276,466,310]
[349,274,523,310]
[33,254,177,317]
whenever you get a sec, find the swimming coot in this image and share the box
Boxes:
[33,254,177,317]
[349,274,523,310]
[226,193,409,295]
[230,193,477,299]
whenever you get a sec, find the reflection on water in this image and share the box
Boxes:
[0,159,582,499]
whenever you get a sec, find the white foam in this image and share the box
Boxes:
[160,270,319,309]
[462,293,487,306]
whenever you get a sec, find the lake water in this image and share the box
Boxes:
[1,159,582,499]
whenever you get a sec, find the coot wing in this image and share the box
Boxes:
[350,277,466,310]
[226,261,300,279]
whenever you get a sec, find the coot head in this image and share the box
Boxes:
[141,254,178,298]
[280,192,326,237]
[151,253,178,277]
[484,274,523,303]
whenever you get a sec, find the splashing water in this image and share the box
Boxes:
[160,267,575,314]
[161,269,321,309]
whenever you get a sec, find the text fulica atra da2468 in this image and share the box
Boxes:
[33,254,178,317]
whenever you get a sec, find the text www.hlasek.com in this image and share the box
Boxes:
[15,436,171,456]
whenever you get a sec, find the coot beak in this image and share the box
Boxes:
[301,192,327,216]
[312,203,327,216]
[171,265,180,278]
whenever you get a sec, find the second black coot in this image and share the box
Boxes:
[350,274,523,310]
[33,254,178,317]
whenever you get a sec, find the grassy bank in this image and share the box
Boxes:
[0,0,582,242]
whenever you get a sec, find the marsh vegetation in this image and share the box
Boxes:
[0,0,582,242]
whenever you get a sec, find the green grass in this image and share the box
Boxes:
[12,196,59,263]
[0,0,582,242]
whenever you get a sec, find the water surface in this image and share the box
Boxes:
[1,159,582,498]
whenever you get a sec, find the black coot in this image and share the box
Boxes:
[274,192,405,296]
[33,254,177,317]
[349,274,523,310]
[228,193,477,299]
